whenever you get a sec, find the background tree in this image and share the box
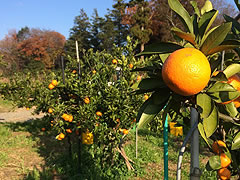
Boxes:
[65,9,91,57]
[110,0,129,47]
[17,29,66,69]
[0,30,21,72]
[123,0,152,54]
[90,9,105,52]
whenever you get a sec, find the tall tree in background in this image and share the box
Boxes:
[123,0,152,54]
[110,0,129,47]
[98,14,116,51]
[90,9,105,51]
[65,9,91,56]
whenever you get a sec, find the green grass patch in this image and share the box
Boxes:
[0,120,219,179]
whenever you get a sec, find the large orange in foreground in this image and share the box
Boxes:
[162,48,211,96]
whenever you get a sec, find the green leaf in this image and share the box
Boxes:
[207,40,240,55]
[232,131,240,150]
[168,0,193,33]
[200,0,213,15]
[200,22,232,55]
[151,89,171,105]
[208,155,221,170]
[171,27,196,45]
[138,78,166,91]
[234,0,240,11]
[223,14,240,32]
[199,10,218,38]
[137,94,169,129]
[136,42,183,56]
[225,102,239,118]
[197,93,213,118]
[198,122,210,146]
[190,1,200,17]
[203,104,218,137]
[207,82,240,103]
[223,63,240,78]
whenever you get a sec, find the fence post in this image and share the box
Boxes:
[190,107,201,179]
[163,115,168,180]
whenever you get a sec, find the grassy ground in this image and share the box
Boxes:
[0,97,15,113]
[0,118,220,180]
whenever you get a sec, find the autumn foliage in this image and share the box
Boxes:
[0,28,65,72]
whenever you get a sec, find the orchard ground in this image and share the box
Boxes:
[0,101,228,180]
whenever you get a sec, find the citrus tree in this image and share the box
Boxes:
[134,0,240,179]
[0,37,149,178]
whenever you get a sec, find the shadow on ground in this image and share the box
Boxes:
[4,118,104,180]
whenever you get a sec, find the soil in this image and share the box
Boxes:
[0,107,44,123]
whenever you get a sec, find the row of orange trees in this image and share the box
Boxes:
[0,37,152,178]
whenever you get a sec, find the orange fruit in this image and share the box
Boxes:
[137,75,142,81]
[66,129,72,133]
[68,115,73,122]
[221,74,240,106]
[129,63,133,69]
[144,94,149,100]
[59,133,65,139]
[84,97,90,104]
[92,70,96,74]
[96,111,102,116]
[57,137,62,140]
[123,129,129,135]
[51,80,58,86]
[48,108,53,113]
[41,128,46,131]
[162,48,211,96]
[220,153,231,168]
[26,107,30,110]
[62,113,68,119]
[218,168,231,180]
[48,83,55,90]
[112,59,118,64]
[212,140,227,154]
[72,70,77,74]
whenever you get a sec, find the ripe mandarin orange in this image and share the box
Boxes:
[144,94,149,100]
[212,140,227,154]
[223,74,240,106]
[212,72,240,106]
[162,48,211,96]
[58,133,65,140]
[51,80,58,86]
[48,83,55,90]
[220,153,231,168]
[112,59,118,64]
[123,129,129,135]
[66,129,72,133]
[68,115,73,122]
[48,108,53,113]
[84,97,90,104]
[218,168,231,180]
[129,63,133,69]
[96,111,102,116]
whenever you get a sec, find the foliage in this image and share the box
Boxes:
[0,28,65,73]
[134,0,240,179]
[0,37,151,178]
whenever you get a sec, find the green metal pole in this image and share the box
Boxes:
[163,115,168,180]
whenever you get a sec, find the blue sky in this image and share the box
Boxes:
[0,0,238,40]
[0,0,114,40]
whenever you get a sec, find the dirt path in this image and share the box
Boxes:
[0,108,44,123]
